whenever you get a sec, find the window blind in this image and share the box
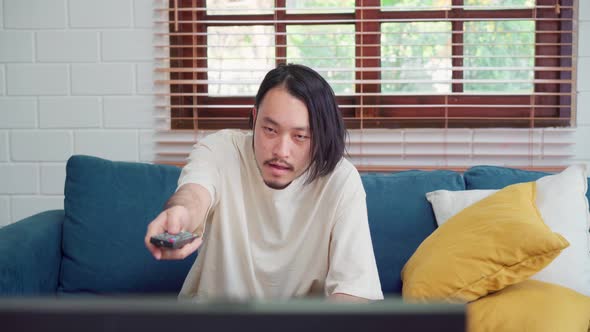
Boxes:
[152,0,577,170]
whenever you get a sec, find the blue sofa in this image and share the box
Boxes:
[1,155,588,296]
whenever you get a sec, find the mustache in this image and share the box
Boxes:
[264,159,294,170]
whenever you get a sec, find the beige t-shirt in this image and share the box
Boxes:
[177,130,383,300]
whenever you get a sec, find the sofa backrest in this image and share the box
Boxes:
[362,171,465,294]
[464,165,590,206]
[60,155,196,295]
[62,155,468,296]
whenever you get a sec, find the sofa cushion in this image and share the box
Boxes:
[0,210,64,295]
[427,165,590,296]
[402,182,569,302]
[60,155,197,294]
[464,165,590,204]
[468,280,590,332]
[361,170,465,294]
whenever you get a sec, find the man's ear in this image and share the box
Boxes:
[251,107,257,128]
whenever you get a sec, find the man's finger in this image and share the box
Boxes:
[177,237,202,258]
[145,211,168,259]
[148,211,168,233]
[165,210,183,234]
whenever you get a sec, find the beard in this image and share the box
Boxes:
[252,148,295,190]
[263,179,291,190]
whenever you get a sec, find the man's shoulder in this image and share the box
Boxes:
[322,158,362,187]
[309,158,365,208]
[334,157,359,176]
[205,129,251,141]
[200,129,251,149]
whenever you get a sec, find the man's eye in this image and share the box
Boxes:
[295,135,309,141]
[263,127,275,133]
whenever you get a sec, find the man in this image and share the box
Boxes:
[145,64,383,302]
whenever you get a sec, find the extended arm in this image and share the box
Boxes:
[144,183,212,260]
[164,183,212,234]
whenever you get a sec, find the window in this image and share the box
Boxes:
[155,0,575,132]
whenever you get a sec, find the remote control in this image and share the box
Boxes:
[150,231,199,249]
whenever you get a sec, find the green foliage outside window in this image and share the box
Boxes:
[207,0,537,95]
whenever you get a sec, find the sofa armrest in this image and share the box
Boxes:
[0,210,64,295]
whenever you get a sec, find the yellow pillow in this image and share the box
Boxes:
[402,182,569,303]
[468,280,590,332]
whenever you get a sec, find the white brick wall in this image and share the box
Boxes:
[0,0,588,226]
[578,92,590,125]
[6,64,69,95]
[40,164,66,195]
[0,31,34,62]
[0,197,9,227]
[69,0,132,28]
[578,58,590,91]
[39,97,101,128]
[574,128,590,159]
[0,0,154,223]
[3,0,67,29]
[0,131,8,161]
[36,31,99,63]
[136,63,154,94]
[0,65,5,95]
[71,64,134,95]
[11,196,64,222]
[75,130,138,161]
[581,0,590,20]
[0,164,38,194]
[11,130,72,161]
[102,30,152,61]
[104,96,153,128]
[580,22,590,57]
[0,98,37,128]
[0,0,4,29]
[134,0,154,28]
[139,130,155,161]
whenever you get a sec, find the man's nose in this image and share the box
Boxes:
[272,135,290,158]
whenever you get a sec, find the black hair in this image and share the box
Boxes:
[249,63,347,184]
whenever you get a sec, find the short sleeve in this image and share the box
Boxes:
[324,171,384,300]
[177,132,226,208]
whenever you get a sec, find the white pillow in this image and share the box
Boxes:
[426,164,590,296]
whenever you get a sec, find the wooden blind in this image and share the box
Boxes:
[152,0,577,170]
[154,0,575,129]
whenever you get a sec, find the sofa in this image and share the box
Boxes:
[1,155,589,300]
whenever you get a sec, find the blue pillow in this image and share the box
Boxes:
[60,155,197,294]
[361,170,465,295]
[464,165,590,206]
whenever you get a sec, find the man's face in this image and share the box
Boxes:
[253,86,312,190]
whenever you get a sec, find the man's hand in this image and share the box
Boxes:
[145,183,211,260]
[145,205,203,260]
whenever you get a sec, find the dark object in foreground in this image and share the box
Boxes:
[0,297,465,332]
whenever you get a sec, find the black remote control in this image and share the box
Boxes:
[150,231,199,249]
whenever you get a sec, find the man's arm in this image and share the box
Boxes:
[324,169,384,301]
[164,183,212,235]
[144,183,212,260]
